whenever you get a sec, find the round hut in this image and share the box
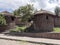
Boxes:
[33,10,55,32]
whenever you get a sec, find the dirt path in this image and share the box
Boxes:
[0,39,41,45]
[0,34,59,45]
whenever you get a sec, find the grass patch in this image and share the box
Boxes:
[10,26,26,33]
[53,27,60,32]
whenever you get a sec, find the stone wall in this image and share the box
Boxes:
[54,17,60,27]
[15,17,21,25]
[33,14,54,32]
[0,25,8,32]
[10,32,60,39]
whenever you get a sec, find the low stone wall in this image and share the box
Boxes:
[0,25,8,32]
[9,32,60,39]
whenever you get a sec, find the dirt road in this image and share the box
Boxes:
[0,39,41,45]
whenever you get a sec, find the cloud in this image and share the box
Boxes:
[0,0,30,12]
[0,0,60,12]
[27,0,60,12]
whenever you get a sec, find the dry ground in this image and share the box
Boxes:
[0,39,45,45]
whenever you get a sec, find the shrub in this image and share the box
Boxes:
[0,14,7,26]
[10,26,26,33]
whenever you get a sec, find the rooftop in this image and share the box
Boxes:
[35,9,55,15]
[0,11,14,16]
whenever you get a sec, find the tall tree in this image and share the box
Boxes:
[13,9,20,16]
[13,4,35,22]
[55,6,60,16]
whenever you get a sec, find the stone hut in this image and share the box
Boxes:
[0,11,15,30]
[33,10,55,32]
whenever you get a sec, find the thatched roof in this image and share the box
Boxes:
[35,10,55,15]
[0,11,14,16]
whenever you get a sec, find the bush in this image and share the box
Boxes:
[0,14,7,26]
[10,26,26,33]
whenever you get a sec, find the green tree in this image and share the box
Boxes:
[13,9,20,16]
[13,10,17,15]
[55,6,60,16]
[0,14,6,26]
[13,4,35,22]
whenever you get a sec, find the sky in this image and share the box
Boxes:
[0,0,60,12]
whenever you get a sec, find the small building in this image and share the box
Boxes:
[33,10,55,32]
[1,11,15,24]
[54,16,60,27]
[0,11,15,31]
